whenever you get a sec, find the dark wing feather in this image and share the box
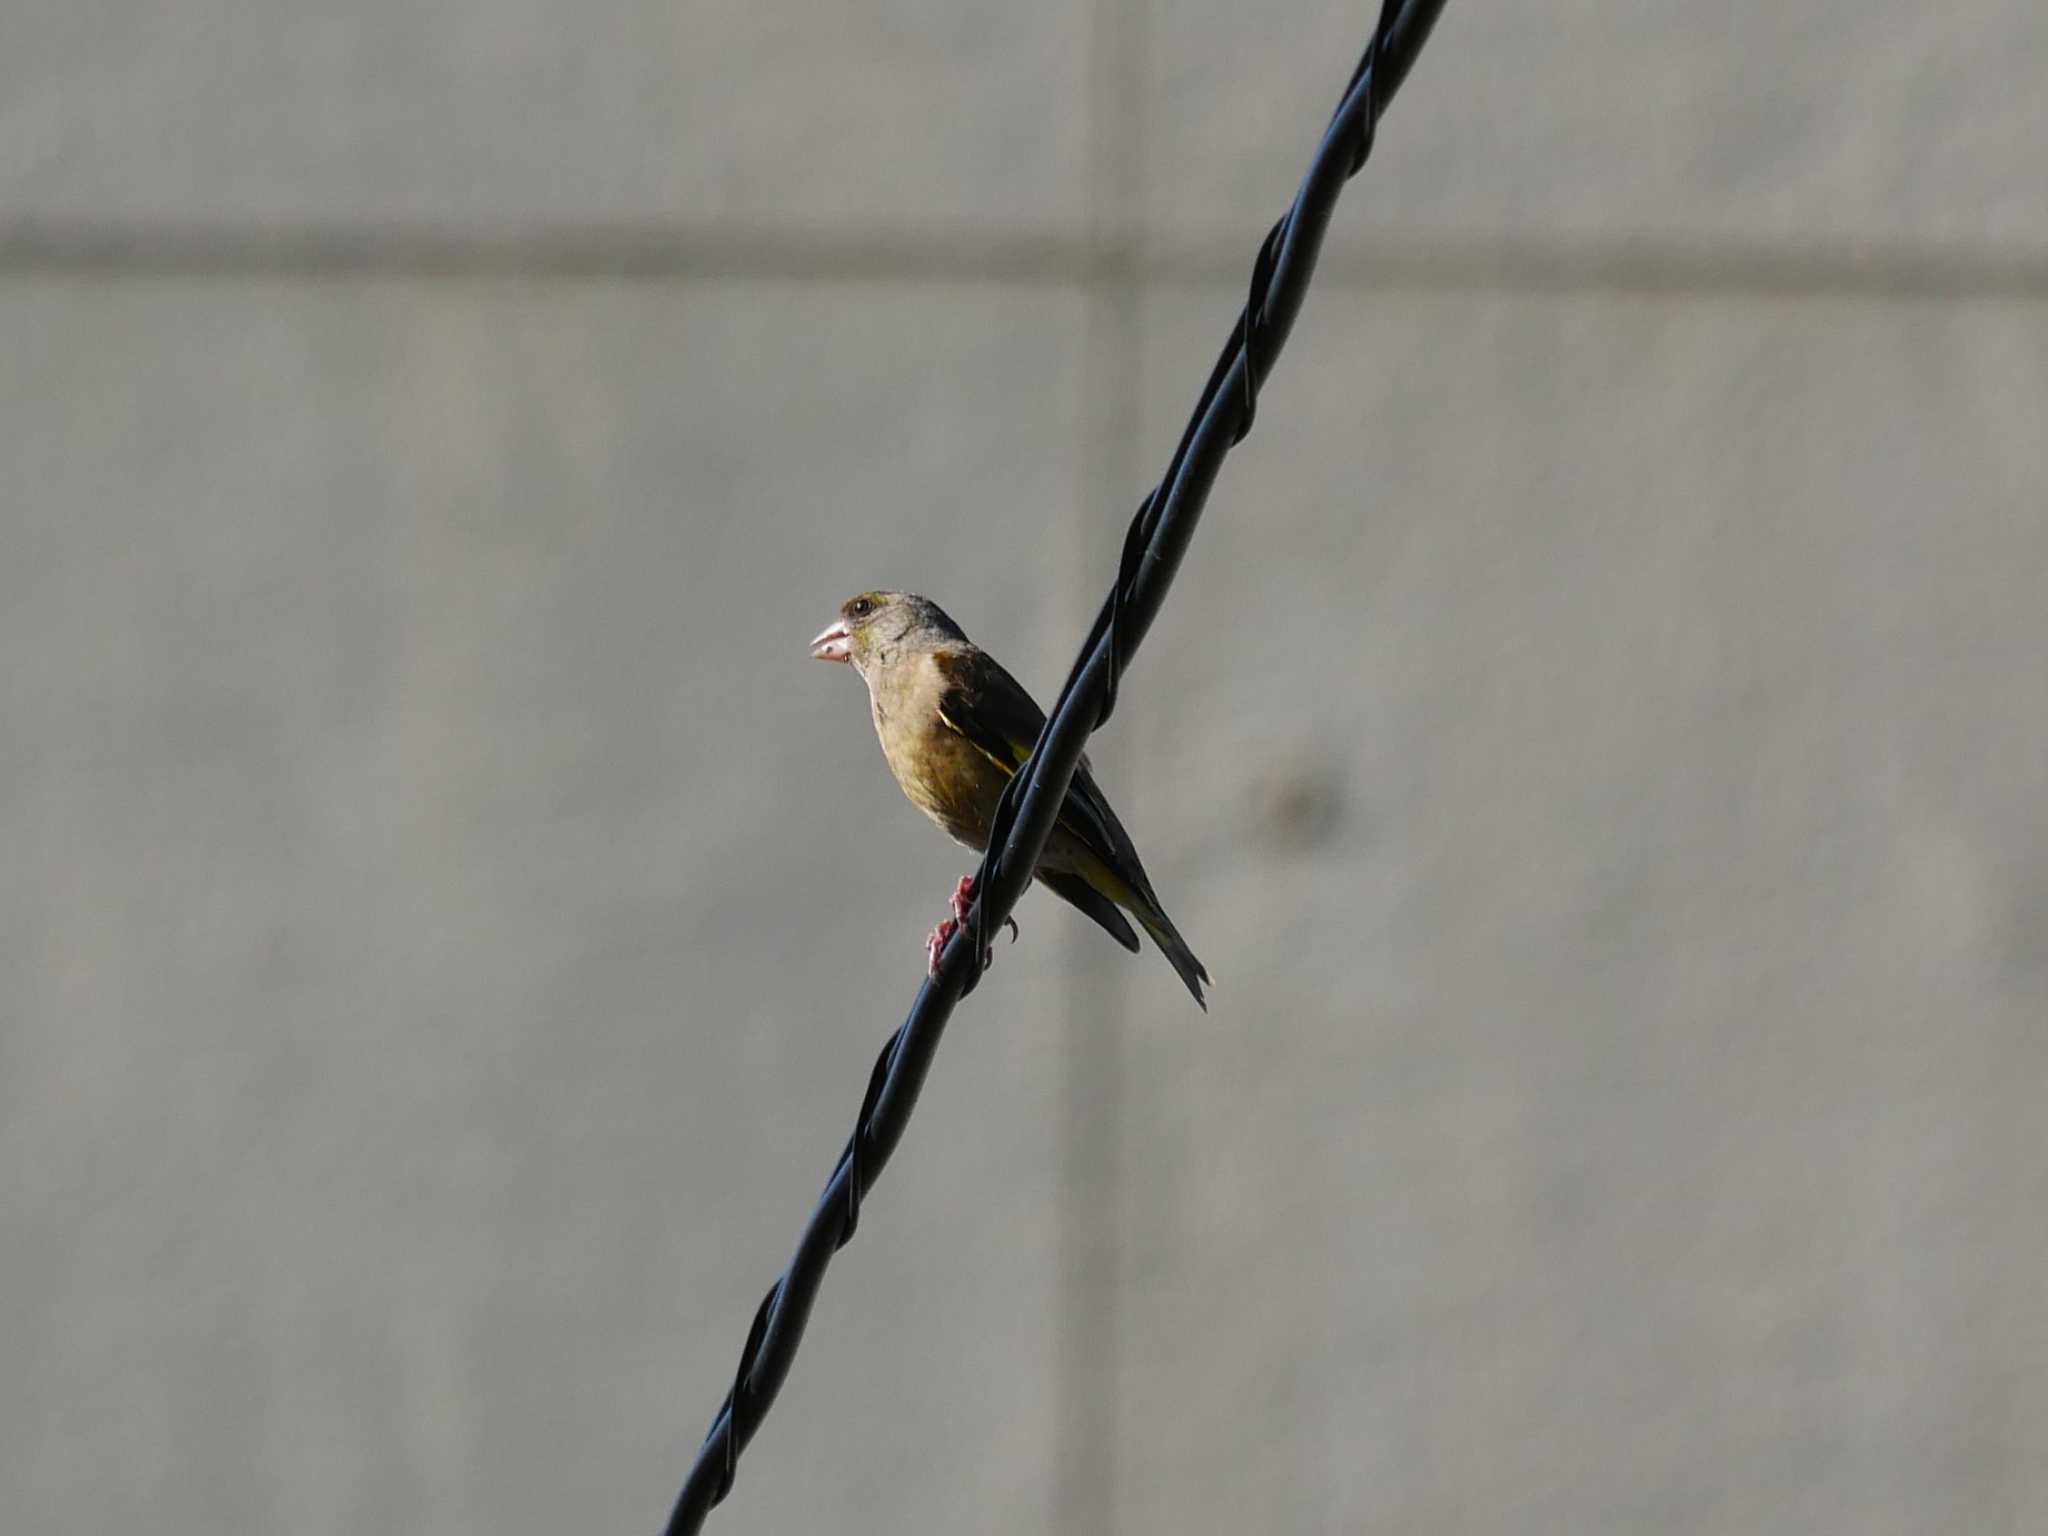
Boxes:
[931,648,1045,775]
[1037,870,1141,952]
[931,649,1154,890]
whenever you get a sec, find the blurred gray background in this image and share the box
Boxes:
[4,3,2044,1532]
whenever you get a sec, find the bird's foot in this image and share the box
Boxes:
[950,874,1020,945]
[948,875,976,928]
[926,876,1019,977]
[926,916,962,977]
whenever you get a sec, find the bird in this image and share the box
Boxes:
[810,590,1209,1007]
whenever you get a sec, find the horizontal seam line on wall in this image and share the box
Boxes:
[3,222,2047,300]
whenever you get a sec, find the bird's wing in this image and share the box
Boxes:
[1036,869,1141,953]
[931,648,1146,882]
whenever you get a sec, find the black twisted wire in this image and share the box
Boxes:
[968,0,1411,962]
[665,2,1450,1527]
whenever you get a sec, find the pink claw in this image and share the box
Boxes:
[926,917,958,977]
[925,876,1019,978]
[951,876,1020,945]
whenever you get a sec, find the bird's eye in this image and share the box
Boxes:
[850,597,874,618]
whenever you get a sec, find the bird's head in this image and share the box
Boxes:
[810,591,967,677]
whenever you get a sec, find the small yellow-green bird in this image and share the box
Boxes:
[811,591,1209,1007]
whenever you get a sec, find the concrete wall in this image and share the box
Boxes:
[4,4,2043,1532]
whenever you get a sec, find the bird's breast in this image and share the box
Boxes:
[868,658,998,851]
[888,715,997,851]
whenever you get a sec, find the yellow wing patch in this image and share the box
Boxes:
[937,705,1028,778]
[938,704,1115,861]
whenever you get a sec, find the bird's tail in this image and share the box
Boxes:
[1131,899,1210,1010]
[1072,852,1210,1009]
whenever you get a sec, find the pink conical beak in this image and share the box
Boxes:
[810,619,853,663]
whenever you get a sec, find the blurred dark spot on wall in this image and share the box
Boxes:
[1249,746,1347,852]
